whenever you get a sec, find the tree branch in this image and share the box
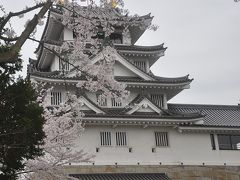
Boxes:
[0,2,45,33]
[0,0,53,63]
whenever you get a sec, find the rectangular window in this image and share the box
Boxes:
[59,59,70,71]
[218,134,240,150]
[97,94,107,107]
[155,132,169,147]
[51,92,62,105]
[150,94,163,107]
[210,134,216,150]
[111,98,122,107]
[100,132,111,146]
[110,33,122,44]
[116,132,127,146]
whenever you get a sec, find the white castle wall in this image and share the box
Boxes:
[113,61,138,77]
[75,125,240,166]
[64,28,74,41]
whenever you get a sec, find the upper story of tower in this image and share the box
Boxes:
[34,6,165,72]
[29,5,193,108]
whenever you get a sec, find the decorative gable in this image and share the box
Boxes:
[113,61,138,77]
[126,97,162,115]
[78,96,105,114]
[91,50,154,80]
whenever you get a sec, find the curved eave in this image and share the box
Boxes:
[125,81,191,89]
[129,15,153,44]
[30,73,192,88]
[116,44,167,67]
[35,12,63,63]
[35,10,51,54]
[152,74,193,83]
[115,44,166,52]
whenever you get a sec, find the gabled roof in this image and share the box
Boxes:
[168,103,240,127]
[78,95,105,114]
[90,49,155,81]
[125,95,162,115]
[80,95,203,125]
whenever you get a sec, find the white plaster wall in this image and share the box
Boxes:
[64,28,73,41]
[50,56,59,71]
[113,61,137,77]
[75,126,240,166]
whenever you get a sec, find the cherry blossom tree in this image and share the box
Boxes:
[1,0,158,179]
[19,85,93,179]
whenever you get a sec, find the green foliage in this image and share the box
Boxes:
[0,45,45,179]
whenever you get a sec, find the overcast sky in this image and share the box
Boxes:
[1,0,240,105]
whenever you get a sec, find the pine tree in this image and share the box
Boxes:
[0,45,45,179]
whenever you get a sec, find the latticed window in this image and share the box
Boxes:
[134,61,146,71]
[116,132,127,146]
[100,132,111,146]
[155,132,169,147]
[111,98,122,107]
[51,92,62,106]
[150,94,164,107]
[59,59,70,71]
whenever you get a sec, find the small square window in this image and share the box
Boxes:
[155,132,169,147]
[51,92,62,105]
[116,132,127,146]
[100,132,111,146]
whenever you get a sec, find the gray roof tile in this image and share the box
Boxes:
[168,104,240,127]
[71,173,171,180]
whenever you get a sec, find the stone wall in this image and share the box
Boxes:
[65,165,240,180]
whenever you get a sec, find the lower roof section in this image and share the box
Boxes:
[168,103,240,127]
[71,173,171,180]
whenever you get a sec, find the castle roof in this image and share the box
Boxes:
[168,103,240,127]
[30,71,192,86]
[116,44,167,67]
[36,6,153,53]
[71,173,171,180]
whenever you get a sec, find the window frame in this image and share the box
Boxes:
[217,134,240,150]
[115,131,128,147]
[50,91,62,106]
[154,131,169,147]
[100,131,112,147]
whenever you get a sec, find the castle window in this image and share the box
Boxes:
[59,59,70,71]
[97,94,107,107]
[134,61,146,71]
[155,132,169,147]
[111,98,122,107]
[51,92,62,106]
[116,132,127,146]
[218,134,240,150]
[150,94,164,107]
[110,33,122,44]
[100,132,112,146]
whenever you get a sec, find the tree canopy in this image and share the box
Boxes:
[0,45,45,179]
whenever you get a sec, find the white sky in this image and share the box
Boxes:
[1,0,240,105]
